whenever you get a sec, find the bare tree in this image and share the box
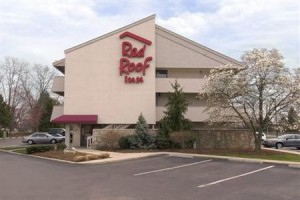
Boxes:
[21,64,57,131]
[31,64,56,95]
[0,57,29,130]
[198,49,300,151]
[0,57,58,132]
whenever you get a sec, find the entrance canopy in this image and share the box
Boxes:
[51,115,98,124]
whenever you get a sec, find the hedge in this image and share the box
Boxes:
[26,145,55,154]
[56,143,67,150]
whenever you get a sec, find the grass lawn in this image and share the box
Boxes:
[12,148,27,154]
[117,149,300,162]
[0,146,27,150]
[221,153,300,162]
[174,149,300,162]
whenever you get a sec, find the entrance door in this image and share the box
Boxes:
[81,125,92,147]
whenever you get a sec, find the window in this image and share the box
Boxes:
[156,70,168,78]
[156,93,161,106]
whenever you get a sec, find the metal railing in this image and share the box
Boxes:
[87,136,93,148]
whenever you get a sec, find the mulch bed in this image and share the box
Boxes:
[33,150,87,162]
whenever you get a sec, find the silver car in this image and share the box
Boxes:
[22,132,65,145]
[262,134,300,149]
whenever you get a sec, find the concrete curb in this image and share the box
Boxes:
[0,148,166,165]
[0,149,76,164]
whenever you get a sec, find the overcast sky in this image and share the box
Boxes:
[0,0,299,68]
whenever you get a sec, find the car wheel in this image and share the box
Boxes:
[50,139,57,144]
[296,147,300,150]
[276,143,283,149]
[28,140,33,145]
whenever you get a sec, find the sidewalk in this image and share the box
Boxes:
[76,148,166,164]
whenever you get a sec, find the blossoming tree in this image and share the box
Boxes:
[198,48,300,151]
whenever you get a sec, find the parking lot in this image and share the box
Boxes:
[0,151,299,200]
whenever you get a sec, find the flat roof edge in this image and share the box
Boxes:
[65,14,156,54]
[53,58,65,66]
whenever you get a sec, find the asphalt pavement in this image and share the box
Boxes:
[0,137,27,147]
[0,151,299,200]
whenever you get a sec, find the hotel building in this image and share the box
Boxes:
[50,15,242,148]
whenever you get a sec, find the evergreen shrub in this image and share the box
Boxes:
[26,145,55,154]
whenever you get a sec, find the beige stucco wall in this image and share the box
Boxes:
[52,16,242,125]
[155,26,241,69]
[64,18,156,124]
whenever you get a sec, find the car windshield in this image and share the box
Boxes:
[278,135,292,139]
[52,133,63,137]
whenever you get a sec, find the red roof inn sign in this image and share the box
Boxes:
[119,32,153,84]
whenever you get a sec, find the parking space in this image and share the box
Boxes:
[1,151,299,200]
[127,156,300,200]
[0,138,26,148]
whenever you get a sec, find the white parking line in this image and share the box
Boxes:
[134,159,212,176]
[198,165,274,188]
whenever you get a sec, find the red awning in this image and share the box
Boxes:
[51,115,98,124]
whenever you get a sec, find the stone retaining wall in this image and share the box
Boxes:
[194,129,254,150]
[92,129,134,149]
[92,129,157,149]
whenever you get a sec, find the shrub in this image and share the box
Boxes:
[56,143,67,150]
[135,114,153,146]
[119,136,131,149]
[155,135,171,149]
[128,135,142,149]
[118,135,141,149]
[119,133,157,150]
[117,114,156,149]
[26,145,55,154]
[169,131,195,149]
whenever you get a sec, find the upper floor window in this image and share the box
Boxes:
[156,70,168,78]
